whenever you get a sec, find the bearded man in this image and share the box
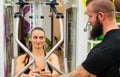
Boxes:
[58,0,120,77]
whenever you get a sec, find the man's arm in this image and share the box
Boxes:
[58,65,96,77]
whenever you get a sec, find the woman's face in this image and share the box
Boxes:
[30,30,45,49]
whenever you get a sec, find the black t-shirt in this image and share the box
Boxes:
[82,29,120,77]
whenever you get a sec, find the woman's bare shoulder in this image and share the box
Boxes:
[16,54,27,62]
[48,53,58,59]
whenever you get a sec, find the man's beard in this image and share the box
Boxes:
[90,16,103,40]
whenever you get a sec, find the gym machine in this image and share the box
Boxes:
[12,0,65,77]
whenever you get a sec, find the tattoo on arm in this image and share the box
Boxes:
[64,65,96,77]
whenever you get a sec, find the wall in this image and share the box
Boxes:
[64,0,88,68]
[42,6,51,41]
[75,0,88,66]
[53,0,64,43]
[0,0,6,77]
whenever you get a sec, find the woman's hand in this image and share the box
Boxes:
[28,67,52,77]
[28,69,40,77]
[39,70,52,77]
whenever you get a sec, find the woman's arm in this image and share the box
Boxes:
[15,54,29,77]
[50,53,60,76]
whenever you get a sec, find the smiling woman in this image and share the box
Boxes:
[15,27,60,77]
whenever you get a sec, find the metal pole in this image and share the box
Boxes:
[45,18,64,75]
[14,17,35,77]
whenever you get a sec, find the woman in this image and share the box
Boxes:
[15,27,60,77]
